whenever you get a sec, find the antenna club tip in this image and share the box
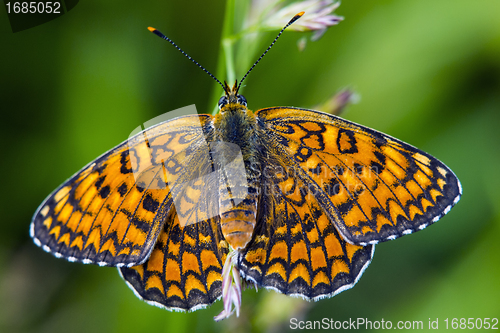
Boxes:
[288,12,304,25]
[147,27,156,32]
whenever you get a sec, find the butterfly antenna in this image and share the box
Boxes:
[236,12,304,93]
[148,27,226,92]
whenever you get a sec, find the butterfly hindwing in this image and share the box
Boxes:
[237,152,374,299]
[119,214,228,311]
[30,115,214,267]
[256,107,462,245]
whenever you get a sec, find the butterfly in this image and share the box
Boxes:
[30,12,461,315]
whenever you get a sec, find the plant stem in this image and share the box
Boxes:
[223,38,236,86]
[209,0,236,115]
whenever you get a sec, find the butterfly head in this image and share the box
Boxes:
[218,80,247,111]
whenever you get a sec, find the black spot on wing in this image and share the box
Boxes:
[323,177,341,196]
[118,183,128,196]
[338,199,355,217]
[120,150,132,174]
[99,185,110,199]
[143,193,160,213]
[373,151,386,165]
[95,176,106,189]
[131,216,151,234]
[136,182,146,193]
[370,161,384,175]
[308,163,323,175]
[354,163,363,175]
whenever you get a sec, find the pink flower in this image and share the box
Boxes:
[262,0,343,40]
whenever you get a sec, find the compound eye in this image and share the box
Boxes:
[237,95,247,106]
[218,96,228,109]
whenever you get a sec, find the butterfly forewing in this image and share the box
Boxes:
[256,107,462,246]
[30,115,214,267]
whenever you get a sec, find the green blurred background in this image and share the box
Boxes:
[1,0,499,332]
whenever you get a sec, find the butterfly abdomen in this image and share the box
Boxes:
[220,199,258,250]
[218,156,260,250]
[215,105,261,250]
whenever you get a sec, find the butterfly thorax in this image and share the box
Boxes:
[213,90,261,251]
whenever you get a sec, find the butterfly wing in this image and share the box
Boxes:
[237,156,374,299]
[255,107,462,246]
[30,114,215,267]
[119,214,227,311]
[118,132,230,311]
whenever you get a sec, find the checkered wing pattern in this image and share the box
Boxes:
[30,115,214,267]
[255,107,461,246]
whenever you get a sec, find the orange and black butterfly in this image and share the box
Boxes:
[31,13,461,314]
